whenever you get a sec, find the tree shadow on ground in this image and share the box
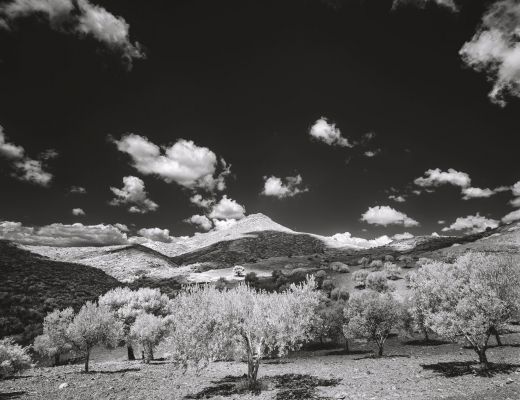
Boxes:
[0,392,26,399]
[65,367,141,375]
[403,339,451,346]
[353,354,410,361]
[184,373,341,399]
[421,361,520,378]
[326,349,373,356]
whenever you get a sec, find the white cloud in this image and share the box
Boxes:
[185,214,212,231]
[309,117,352,147]
[361,205,419,227]
[72,208,85,216]
[70,186,87,194]
[109,176,158,214]
[0,126,54,186]
[461,187,496,200]
[137,227,172,243]
[261,175,308,199]
[208,195,246,220]
[512,181,520,196]
[189,194,214,209]
[502,209,520,223]
[460,0,520,106]
[0,221,128,246]
[364,149,381,158]
[438,220,446,224]
[442,213,499,234]
[113,134,230,191]
[114,223,129,232]
[325,232,392,249]
[510,197,520,207]
[414,168,471,188]
[389,194,406,203]
[0,0,144,68]
[393,0,458,11]
[212,218,238,231]
[392,232,414,240]
[431,232,440,237]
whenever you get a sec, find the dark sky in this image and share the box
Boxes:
[0,0,519,239]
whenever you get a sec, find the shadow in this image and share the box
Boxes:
[326,349,373,356]
[65,367,141,375]
[0,392,26,399]
[353,354,410,361]
[421,361,520,378]
[263,359,292,365]
[185,375,253,399]
[404,339,451,347]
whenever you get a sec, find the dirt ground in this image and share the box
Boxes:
[2,334,520,400]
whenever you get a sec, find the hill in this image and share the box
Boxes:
[0,240,120,344]
[23,243,179,282]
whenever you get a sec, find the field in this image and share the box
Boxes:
[2,333,520,400]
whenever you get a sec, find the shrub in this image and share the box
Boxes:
[330,262,350,273]
[343,291,402,356]
[410,252,520,369]
[366,272,390,293]
[0,338,32,379]
[245,272,259,286]
[322,279,334,293]
[358,257,370,267]
[33,308,74,365]
[330,287,349,301]
[130,313,169,363]
[384,255,395,262]
[314,270,327,288]
[233,266,245,277]
[214,277,228,291]
[166,277,322,387]
[384,263,402,280]
[353,270,369,289]
[369,260,384,270]
[66,302,123,372]
[313,298,349,349]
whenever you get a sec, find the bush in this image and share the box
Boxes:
[353,270,369,289]
[384,263,402,280]
[245,272,259,286]
[322,279,334,293]
[233,266,245,277]
[330,287,349,301]
[366,272,390,293]
[343,291,402,356]
[384,255,395,262]
[214,277,228,291]
[130,313,169,363]
[358,257,370,267]
[369,260,384,270]
[0,338,32,379]
[330,262,350,273]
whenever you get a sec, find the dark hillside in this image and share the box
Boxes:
[0,240,120,344]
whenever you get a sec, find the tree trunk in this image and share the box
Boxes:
[54,353,60,367]
[127,344,136,360]
[491,327,502,346]
[477,348,489,370]
[377,345,383,357]
[247,356,260,387]
[344,338,349,354]
[143,346,154,364]
[423,328,429,342]
[84,350,90,373]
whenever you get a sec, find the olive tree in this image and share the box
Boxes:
[130,313,169,363]
[167,277,322,387]
[366,271,390,293]
[33,308,75,365]
[343,290,402,356]
[66,302,123,372]
[410,253,520,369]
[98,287,170,360]
[0,339,32,379]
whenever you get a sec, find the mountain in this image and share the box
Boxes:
[0,240,120,344]
[23,243,179,282]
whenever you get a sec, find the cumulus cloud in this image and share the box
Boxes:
[72,208,85,216]
[364,149,381,158]
[0,126,54,186]
[392,0,458,11]
[510,181,520,207]
[414,168,471,188]
[361,205,420,227]
[502,209,520,223]
[70,186,87,194]
[0,0,144,68]
[212,218,238,231]
[261,175,308,199]
[189,194,214,209]
[112,134,230,192]
[309,117,352,147]
[114,223,129,232]
[392,232,414,240]
[325,232,392,249]
[137,227,173,243]
[109,176,158,214]
[0,221,128,246]
[461,187,496,200]
[208,195,246,220]
[459,0,520,106]
[389,194,406,203]
[185,214,212,231]
[442,213,499,234]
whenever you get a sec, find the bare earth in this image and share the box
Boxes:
[2,334,520,400]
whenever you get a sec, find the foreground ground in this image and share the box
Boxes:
[2,334,520,400]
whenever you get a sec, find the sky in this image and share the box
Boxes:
[0,0,520,246]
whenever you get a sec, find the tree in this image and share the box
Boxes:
[314,298,349,351]
[384,263,402,280]
[358,257,370,267]
[130,313,169,363]
[167,277,322,388]
[330,262,350,273]
[33,308,74,365]
[409,253,520,370]
[245,272,259,286]
[353,270,369,289]
[366,271,390,293]
[0,338,32,379]
[369,260,384,270]
[66,302,123,372]
[233,265,245,277]
[343,290,402,356]
[98,287,170,360]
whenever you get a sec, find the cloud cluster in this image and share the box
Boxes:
[186,195,246,231]
[137,227,173,243]
[0,0,144,68]
[261,175,308,199]
[109,176,158,214]
[392,232,414,240]
[113,134,230,192]
[511,181,520,207]
[442,213,499,234]
[185,214,213,231]
[208,195,246,220]
[309,117,352,147]
[325,232,392,249]
[392,0,458,11]
[361,205,419,227]
[70,186,87,194]
[502,209,520,223]
[72,208,85,216]
[460,0,520,106]
[389,194,406,203]
[0,125,54,186]
[0,221,129,246]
